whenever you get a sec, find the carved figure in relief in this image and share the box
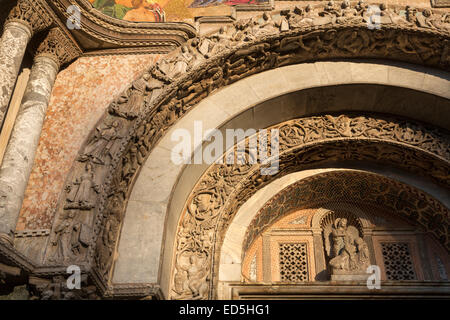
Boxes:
[49,211,75,263]
[188,192,220,222]
[95,196,122,277]
[159,46,194,80]
[323,217,370,273]
[203,27,233,59]
[111,75,151,119]
[173,252,209,300]
[80,120,123,165]
[65,163,99,210]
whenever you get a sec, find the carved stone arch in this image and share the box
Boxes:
[169,114,450,299]
[45,3,450,297]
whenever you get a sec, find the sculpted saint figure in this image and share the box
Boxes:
[65,163,99,210]
[81,120,122,164]
[49,211,75,263]
[112,76,150,118]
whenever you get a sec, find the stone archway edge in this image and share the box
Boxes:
[169,115,449,299]
[112,66,450,293]
[41,3,450,298]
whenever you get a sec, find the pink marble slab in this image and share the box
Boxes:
[16,54,161,230]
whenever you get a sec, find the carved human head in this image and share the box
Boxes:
[195,193,212,211]
[338,218,347,228]
[423,9,432,17]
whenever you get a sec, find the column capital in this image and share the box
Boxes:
[34,28,82,69]
[6,0,53,36]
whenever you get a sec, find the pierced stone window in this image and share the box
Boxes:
[279,242,309,282]
[380,242,417,280]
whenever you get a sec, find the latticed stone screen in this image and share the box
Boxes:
[279,243,309,282]
[381,242,417,280]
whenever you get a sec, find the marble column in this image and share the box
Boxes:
[0,22,32,129]
[0,27,81,245]
[0,55,58,243]
[0,0,52,130]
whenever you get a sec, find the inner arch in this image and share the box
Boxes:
[111,61,449,298]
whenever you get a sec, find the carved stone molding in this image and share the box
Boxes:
[31,27,82,69]
[40,2,450,298]
[168,116,450,299]
[47,0,196,54]
[432,0,450,8]
[6,0,53,35]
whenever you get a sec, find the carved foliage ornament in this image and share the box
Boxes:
[6,0,53,35]
[33,28,82,67]
[47,2,450,295]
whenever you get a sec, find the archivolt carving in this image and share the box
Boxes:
[47,2,450,296]
[170,115,450,299]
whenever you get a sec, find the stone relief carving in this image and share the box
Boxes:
[79,120,124,165]
[45,2,450,296]
[94,195,123,279]
[109,76,152,120]
[64,163,100,210]
[323,217,370,275]
[32,27,83,69]
[168,115,449,299]
[172,251,209,300]
[6,0,52,35]
[32,276,100,300]
[48,210,91,263]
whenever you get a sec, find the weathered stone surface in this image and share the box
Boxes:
[0,56,58,236]
[17,54,161,231]
[0,22,31,129]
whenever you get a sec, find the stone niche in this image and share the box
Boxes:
[241,204,450,284]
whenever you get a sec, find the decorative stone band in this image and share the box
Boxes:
[14,229,50,238]
[43,3,450,297]
[169,115,450,299]
[5,0,52,36]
